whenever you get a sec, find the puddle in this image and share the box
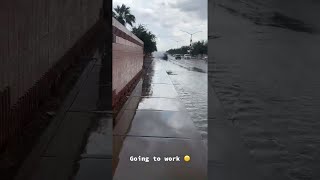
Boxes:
[191,67,206,73]
[166,71,178,75]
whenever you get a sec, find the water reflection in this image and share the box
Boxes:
[112,59,207,178]
[163,58,208,142]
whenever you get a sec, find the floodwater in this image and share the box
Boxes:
[210,0,320,179]
[162,57,208,144]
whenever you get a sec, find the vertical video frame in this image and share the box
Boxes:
[112,0,208,179]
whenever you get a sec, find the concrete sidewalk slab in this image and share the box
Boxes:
[31,158,74,180]
[14,59,98,180]
[73,111,113,180]
[69,84,111,112]
[81,113,113,156]
[113,59,207,179]
[132,83,178,98]
[43,112,93,157]
[15,53,113,180]
[74,158,112,180]
[114,110,201,139]
[125,97,187,111]
[113,136,207,180]
[142,73,172,84]
[69,64,112,112]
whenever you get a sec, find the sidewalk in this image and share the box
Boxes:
[15,53,113,180]
[13,54,262,180]
[112,60,207,180]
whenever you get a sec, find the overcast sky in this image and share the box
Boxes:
[113,0,208,51]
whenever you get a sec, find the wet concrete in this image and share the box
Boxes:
[74,158,112,180]
[126,97,187,111]
[113,136,207,180]
[164,57,208,143]
[114,110,201,139]
[210,0,320,179]
[72,51,113,179]
[132,84,178,98]
[142,72,173,84]
[74,113,113,180]
[113,59,207,179]
[15,50,113,180]
[168,58,208,73]
[81,113,113,156]
[69,64,112,112]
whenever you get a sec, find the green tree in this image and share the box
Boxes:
[191,40,207,56]
[167,46,190,55]
[132,25,157,55]
[113,4,136,27]
[167,40,207,56]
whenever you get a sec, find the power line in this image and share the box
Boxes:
[180,30,202,54]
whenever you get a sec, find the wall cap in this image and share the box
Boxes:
[112,17,144,45]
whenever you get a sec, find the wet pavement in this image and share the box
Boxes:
[74,113,113,180]
[15,50,113,180]
[164,57,208,144]
[113,59,207,180]
[16,55,208,180]
[167,57,208,73]
[72,51,113,180]
[209,0,320,179]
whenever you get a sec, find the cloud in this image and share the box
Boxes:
[169,0,207,20]
[113,0,207,51]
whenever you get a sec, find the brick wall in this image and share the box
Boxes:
[0,0,104,151]
[0,0,103,104]
[112,18,144,108]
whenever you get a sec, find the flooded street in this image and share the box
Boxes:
[210,0,320,179]
[161,57,208,144]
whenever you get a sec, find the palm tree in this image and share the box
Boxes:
[113,4,136,27]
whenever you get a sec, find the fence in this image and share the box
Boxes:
[0,0,104,151]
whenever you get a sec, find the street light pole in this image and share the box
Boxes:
[175,40,179,49]
[171,39,180,49]
[180,30,202,54]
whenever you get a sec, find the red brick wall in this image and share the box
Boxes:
[0,0,103,104]
[0,0,104,151]
[112,18,144,107]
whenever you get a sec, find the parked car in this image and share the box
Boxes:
[175,54,182,59]
[203,55,208,61]
[184,54,191,59]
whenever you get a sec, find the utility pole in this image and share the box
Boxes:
[171,39,180,49]
[180,30,202,54]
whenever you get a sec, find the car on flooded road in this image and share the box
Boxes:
[175,54,182,60]
[184,54,191,59]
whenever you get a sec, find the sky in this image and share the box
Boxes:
[113,0,208,52]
